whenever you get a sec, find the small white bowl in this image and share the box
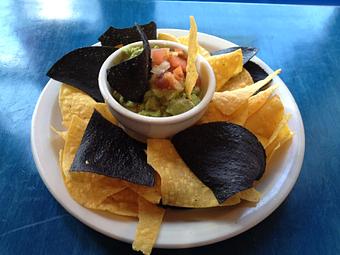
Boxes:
[98,40,216,138]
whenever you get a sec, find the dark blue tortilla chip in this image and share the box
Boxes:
[244,61,269,83]
[47,46,116,102]
[172,122,266,204]
[244,61,272,93]
[98,21,157,47]
[211,47,258,65]
[107,24,151,102]
[70,110,155,187]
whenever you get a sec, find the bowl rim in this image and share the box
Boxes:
[98,39,216,124]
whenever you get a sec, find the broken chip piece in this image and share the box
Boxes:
[172,122,266,203]
[70,110,156,186]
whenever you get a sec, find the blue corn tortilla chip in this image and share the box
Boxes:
[244,60,269,83]
[171,122,266,204]
[47,46,116,102]
[98,21,157,47]
[244,61,272,93]
[70,110,155,187]
[211,47,258,65]
[107,24,151,102]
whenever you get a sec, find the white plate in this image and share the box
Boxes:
[31,29,305,248]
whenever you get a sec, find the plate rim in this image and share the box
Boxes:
[31,28,305,249]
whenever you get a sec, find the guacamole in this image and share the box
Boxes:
[112,46,202,117]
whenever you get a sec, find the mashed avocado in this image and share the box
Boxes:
[113,86,201,117]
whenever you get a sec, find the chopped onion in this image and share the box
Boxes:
[151,61,170,75]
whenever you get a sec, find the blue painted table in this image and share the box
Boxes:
[1,0,339,254]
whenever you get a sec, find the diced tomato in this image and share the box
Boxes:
[154,72,183,91]
[168,55,187,72]
[151,48,169,65]
[173,66,184,81]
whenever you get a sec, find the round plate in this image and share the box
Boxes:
[31,29,305,248]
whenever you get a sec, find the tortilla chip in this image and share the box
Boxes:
[207,49,243,91]
[147,139,243,207]
[184,16,199,97]
[265,114,290,148]
[94,103,117,125]
[220,68,254,91]
[256,134,269,148]
[48,47,116,102]
[99,22,157,47]
[245,94,284,138]
[126,173,162,204]
[248,84,279,117]
[172,122,266,204]
[228,102,249,126]
[244,61,269,83]
[197,102,229,124]
[265,123,293,162]
[59,84,96,128]
[157,32,180,42]
[177,35,211,58]
[70,111,156,187]
[59,84,117,127]
[62,115,126,207]
[61,115,88,179]
[211,47,258,65]
[239,188,261,203]
[96,188,139,217]
[132,197,165,255]
[213,69,281,116]
[107,25,151,103]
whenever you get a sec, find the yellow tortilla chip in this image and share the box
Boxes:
[245,94,284,138]
[157,32,180,42]
[256,134,269,148]
[197,102,229,124]
[126,173,162,204]
[265,123,293,162]
[184,16,199,97]
[132,197,165,255]
[207,49,243,91]
[239,188,261,203]
[59,84,117,128]
[62,115,126,208]
[213,69,281,116]
[220,68,254,91]
[61,115,87,179]
[228,102,248,126]
[248,84,279,117]
[177,36,211,58]
[265,114,290,148]
[59,84,96,128]
[94,103,117,125]
[147,139,242,208]
[96,188,139,217]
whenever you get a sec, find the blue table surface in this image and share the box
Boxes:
[1,0,340,254]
